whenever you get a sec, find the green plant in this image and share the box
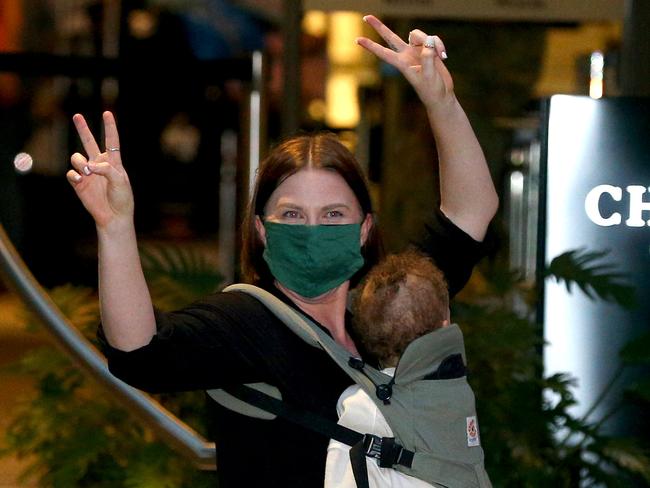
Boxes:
[0,244,223,488]
[457,249,650,486]
[545,249,637,310]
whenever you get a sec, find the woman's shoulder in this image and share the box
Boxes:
[165,285,339,354]
[421,207,488,247]
[412,207,495,297]
[191,287,278,318]
[191,284,314,321]
[163,286,292,339]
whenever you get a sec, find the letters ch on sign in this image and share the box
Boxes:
[585,185,650,227]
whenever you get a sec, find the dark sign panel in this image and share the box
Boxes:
[543,96,650,433]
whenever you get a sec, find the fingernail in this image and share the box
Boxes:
[362,15,369,22]
[83,165,91,176]
[73,173,82,182]
[441,51,448,60]
[424,35,436,49]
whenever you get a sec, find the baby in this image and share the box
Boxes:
[324,249,454,488]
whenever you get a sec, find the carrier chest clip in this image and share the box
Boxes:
[362,434,413,469]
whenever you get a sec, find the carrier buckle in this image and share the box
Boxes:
[362,434,383,460]
[362,434,409,468]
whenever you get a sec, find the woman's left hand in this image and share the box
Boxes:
[356,15,498,242]
[356,15,454,109]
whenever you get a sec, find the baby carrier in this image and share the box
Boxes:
[207,284,492,488]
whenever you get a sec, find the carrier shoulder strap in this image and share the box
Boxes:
[207,284,387,414]
[221,283,392,392]
[208,284,491,488]
[207,284,415,488]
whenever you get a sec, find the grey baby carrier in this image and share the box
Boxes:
[208,284,492,488]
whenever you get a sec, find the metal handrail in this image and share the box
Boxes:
[0,224,216,469]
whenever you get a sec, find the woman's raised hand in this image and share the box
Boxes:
[67,111,134,230]
[356,15,454,108]
[67,111,155,350]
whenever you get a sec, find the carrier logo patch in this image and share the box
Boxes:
[466,416,480,447]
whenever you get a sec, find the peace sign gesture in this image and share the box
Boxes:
[66,111,134,230]
[356,15,454,108]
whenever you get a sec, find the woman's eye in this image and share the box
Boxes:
[325,210,343,219]
[283,210,300,219]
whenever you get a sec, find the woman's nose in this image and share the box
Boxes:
[304,213,319,226]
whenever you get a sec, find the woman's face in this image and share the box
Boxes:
[256,167,372,243]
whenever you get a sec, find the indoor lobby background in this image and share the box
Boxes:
[1,1,649,486]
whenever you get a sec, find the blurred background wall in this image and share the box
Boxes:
[1,1,649,486]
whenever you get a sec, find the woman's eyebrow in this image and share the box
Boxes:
[322,203,351,211]
[275,201,303,210]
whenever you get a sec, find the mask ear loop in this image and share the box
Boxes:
[348,357,394,405]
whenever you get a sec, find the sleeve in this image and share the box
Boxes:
[325,387,361,488]
[413,208,495,298]
[324,439,356,488]
[97,291,276,393]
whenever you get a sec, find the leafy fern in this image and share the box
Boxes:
[544,248,636,309]
[139,243,224,310]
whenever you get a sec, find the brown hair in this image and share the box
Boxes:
[241,133,384,285]
[352,250,449,367]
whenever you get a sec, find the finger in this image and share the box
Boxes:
[356,37,400,67]
[66,169,83,185]
[87,161,124,186]
[102,111,123,168]
[73,113,102,160]
[362,15,407,52]
[408,29,427,46]
[70,152,89,175]
[433,35,448,60]
[422,45,436,79]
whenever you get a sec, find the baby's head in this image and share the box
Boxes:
[352,250,449,368]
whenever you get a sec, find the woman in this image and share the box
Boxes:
[66,16,498,487]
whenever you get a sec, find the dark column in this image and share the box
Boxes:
[620,0,650,96]
[282,0,302,137]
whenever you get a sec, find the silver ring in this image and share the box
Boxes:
[107,147,120,152]
[424,35,436,49]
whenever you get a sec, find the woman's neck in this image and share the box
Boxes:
[275,280,360,356]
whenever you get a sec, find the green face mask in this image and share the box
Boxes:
[262,222,365,298]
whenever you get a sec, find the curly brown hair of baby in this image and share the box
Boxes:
[352,250,449,367]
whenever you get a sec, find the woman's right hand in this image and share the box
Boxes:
[66,111,134,230]
[67,111,156,351]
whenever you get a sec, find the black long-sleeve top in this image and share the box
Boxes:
[99,209,490,487]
